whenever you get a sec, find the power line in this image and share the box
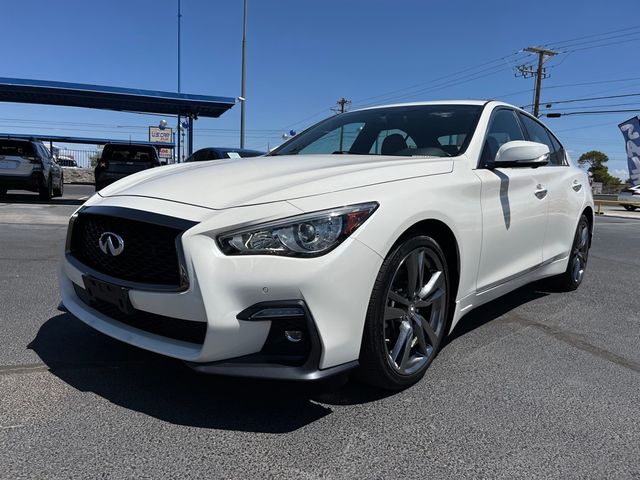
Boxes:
[550,29,640,51]
[564,34,640,53]
[536,92,640,107]
[356,64,516,109]
[495,77,640,100]
[545,109,640,117]
[280,51,530,129]
[543,24,640,49]
[543,101,640,111]
[349,51,526,108]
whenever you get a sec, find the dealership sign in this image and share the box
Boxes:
[148,126,173,144]
[158,148,172,158]
[619,116,640,186]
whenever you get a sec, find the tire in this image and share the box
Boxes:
[53,175,64,197]
[357,235,450,390]
[623,205,637,211]
[39,176,53,200]
[548,214,590,291]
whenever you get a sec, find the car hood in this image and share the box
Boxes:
[98,154,454,209]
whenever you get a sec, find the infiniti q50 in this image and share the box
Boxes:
[59,101,593,390]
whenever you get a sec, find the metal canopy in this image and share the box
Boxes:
[0,133,173,149]
[0,77,236,118]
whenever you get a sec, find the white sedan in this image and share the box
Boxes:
[59,101,593,390]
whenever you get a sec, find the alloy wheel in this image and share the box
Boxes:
[571,221,589,284]
[383,247,446,375]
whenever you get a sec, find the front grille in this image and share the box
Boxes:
[69,212,184,286]
[74,284,206,344]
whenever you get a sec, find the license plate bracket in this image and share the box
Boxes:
[82,275,133,314]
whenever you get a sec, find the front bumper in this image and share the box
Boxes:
[59,196,382,379]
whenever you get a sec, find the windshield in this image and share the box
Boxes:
[272,104,483,157]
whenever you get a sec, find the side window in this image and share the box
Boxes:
[517,113,564,166]
[481,109,525,164]
[36,144,49,162]
[549,133,566,166]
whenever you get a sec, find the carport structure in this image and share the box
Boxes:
[0,77,236,160]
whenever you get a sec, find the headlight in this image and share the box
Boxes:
[218,202,378,257]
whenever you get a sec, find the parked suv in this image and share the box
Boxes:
[0,138,64,199]
[95,143,161,190]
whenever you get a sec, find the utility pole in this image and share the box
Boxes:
[176,0,182,163]
[331,98,351,151]
[331,97,352,114]
[240,0,248,148]
[516,47,558,117]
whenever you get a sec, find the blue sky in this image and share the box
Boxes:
[2,0,638,178]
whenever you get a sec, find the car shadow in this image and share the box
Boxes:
[29,313,357,433]
[29,285,549,432]
[0,192,85,206]
[446,283,549,344]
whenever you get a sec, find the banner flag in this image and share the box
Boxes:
[618,116,640,186]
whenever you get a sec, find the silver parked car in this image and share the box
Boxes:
[0,138,64,199]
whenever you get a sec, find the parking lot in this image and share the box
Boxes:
[1,189,639,479]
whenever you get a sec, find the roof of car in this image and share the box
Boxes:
[354,100,510,111]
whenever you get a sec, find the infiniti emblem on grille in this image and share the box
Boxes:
[98,232,125,256]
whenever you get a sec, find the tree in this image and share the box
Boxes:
[578,150,622,186]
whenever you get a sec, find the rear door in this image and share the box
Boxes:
[474,108,548,291]
[0,140,38,177]
[517,112,583,262]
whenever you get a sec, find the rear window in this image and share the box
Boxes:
[102,145,157,162]
[0,140,35,157]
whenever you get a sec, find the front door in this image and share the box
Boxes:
[474,109,548,292]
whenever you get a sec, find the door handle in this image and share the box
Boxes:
[534,184,548,199]
[572,180,582,192]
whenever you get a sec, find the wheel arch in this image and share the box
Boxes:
[389,218,461,329]
[582,205,594,246]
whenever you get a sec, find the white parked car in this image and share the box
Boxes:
[59,101,593,390]
[617,185,640,211]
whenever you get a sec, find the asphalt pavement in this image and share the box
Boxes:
[0,190,639,479]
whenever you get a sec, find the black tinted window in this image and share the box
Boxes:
[103,145,157,162]
[517,113,564,166]
[481,109,525,164]
[0,140,34,157]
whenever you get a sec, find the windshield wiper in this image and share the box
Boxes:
[331,150,369,155]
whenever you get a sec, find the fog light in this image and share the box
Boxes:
[284,330,303,342]
[250,307,304,319]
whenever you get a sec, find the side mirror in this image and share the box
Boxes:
[491,141,550,168]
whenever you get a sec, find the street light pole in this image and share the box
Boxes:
[240,0,247,148]
[176,0,182,163]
